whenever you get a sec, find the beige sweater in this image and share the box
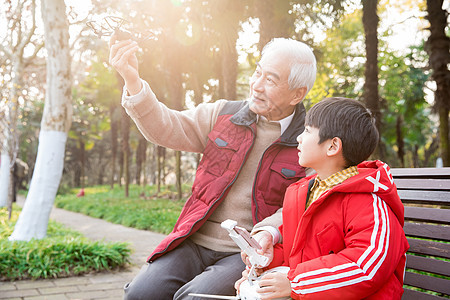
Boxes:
[122,80,282,252]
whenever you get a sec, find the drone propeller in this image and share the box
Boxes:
[87,16,157,43]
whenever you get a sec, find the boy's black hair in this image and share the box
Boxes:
[305,97,379,167]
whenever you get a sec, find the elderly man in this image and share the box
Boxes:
[109,37,317,299]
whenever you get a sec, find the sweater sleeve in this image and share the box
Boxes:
[251,208,283,244]
[288,194,408,299]
[122,79,227,153]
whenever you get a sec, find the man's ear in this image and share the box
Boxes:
[327,137,343,157]
[289,87,307,106]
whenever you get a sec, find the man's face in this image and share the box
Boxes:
[248,50,302,121]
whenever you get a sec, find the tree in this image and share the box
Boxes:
[10,0,72,241]
[362,0,383,159]
[310,9,365,103]
[312,5,435,167]
[0,0,42,211]
[255,0,295,50]
[75,53,121,188]
[135,135,147,185]
[65,93,109,188]
[379,45,432,167]
[425,0,450,166]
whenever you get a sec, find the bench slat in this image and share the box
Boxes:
[406,254,450,276]
[404,207,450,225]
[398,190,450,206]
[404,272,450,295]
[404,223,450,241]
[395,178,450,190]
[407,238,450,259]
[402,288,448,300]
[391,167,450,177]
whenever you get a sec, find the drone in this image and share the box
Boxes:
[86,16,157,43]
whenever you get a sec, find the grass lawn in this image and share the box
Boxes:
[55,184,188,234]
[0,206,131,281]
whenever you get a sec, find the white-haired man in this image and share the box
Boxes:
[109,37,317,299]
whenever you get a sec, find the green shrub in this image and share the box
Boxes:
[0,207,131,281]
[55,185,187,234]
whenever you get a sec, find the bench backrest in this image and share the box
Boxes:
[391,167,450,300]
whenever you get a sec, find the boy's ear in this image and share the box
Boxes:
[327,137,343,157]
[289,87,307,106]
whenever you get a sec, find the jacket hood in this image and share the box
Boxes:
[308,160,405,226]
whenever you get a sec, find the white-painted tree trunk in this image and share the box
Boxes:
[9,0,72,241]
[9,131,67,240]
[0,153,10,207]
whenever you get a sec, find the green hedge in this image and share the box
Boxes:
[55,185,187,234]
[0,207,131,281]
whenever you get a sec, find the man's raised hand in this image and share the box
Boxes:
[109,36,142,95]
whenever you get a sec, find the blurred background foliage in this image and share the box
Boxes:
[2,0,448,196]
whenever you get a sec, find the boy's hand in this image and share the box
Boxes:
[109,36,142,95]
[257,272,291,300]
[241,230,274,268]
[234,268,249,294]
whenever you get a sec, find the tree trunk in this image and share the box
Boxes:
[192,75,204,106]
[4,62,22,213]
[166,55,184,199]
[119,148,123,187]
[149,144,156,185]
[413,145,419,168]
[175,150,182,200]
[74,163,81,187]
[221,38,238,100]
[8,168,14,219]
[424,136,439,166]
[79,139,85,189]
[216,51,225,100]
[362,0,382,160]
[426,0,450,166]
[0,153,10,207]
[256,0,293,52]
[135,135,147,185]
[97,152,106,185]
[162,148,167,184]
[9,0,71,241]
[438,108,449,166]
[109,104,118,189]
[210,0,244,100]
[157,146,163,193]
[11,132,68,238]
[121,108,130,197]
[396,115,404,167]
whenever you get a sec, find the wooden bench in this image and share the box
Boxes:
[391,167,450,299]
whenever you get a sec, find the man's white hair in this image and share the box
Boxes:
[261,38,317,97]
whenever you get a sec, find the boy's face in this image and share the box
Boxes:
[297,126,329,168]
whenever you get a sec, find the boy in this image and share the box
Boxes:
[236,97,409,299]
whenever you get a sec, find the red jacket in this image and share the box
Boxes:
[148,101,307,261]
[271,160,409,299]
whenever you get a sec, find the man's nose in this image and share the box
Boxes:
[252,76,265,92]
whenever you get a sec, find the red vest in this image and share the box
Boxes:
[148,101,306,261]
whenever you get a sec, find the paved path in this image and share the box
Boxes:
[0,196,166,300]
